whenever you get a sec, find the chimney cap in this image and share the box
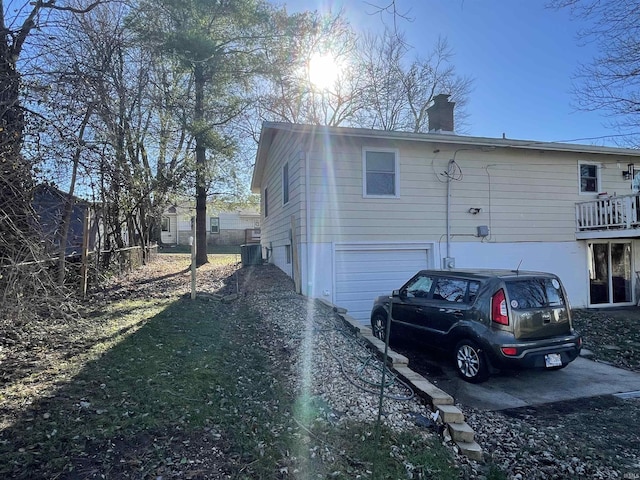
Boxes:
[433,93,451,102]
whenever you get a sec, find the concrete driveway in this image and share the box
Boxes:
[394,343,640,411]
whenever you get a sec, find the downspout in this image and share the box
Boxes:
[304,150,311,296]
[446,159,454,264]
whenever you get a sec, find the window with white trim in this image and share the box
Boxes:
[264,187,269,217]
[210,217,219,234]
[579,162,600,193]
[363,149,399,197]
[161,216,170,232]
[282,162,289,205]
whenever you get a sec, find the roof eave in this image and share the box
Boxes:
[256,122,640,157]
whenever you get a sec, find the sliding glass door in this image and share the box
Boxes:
[588,241,633,305]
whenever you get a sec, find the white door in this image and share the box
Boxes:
[161,215,177,244]
[334,246,431,324]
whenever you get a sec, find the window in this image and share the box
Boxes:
[161,216,170,232]
[405,275,434,298]
[363,149,398,197]
[285,245,291,264]
[506,278,566,309]
[282,162,289,205]
[468,281,481,303]
[210,217,219,234]
[433,278,469,303]
[264,187,269,217]
[579,162,600,193]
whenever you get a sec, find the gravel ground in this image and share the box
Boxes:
[236,263,640,480]
[235,264,458,476]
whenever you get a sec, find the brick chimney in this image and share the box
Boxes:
[427,93,455,133]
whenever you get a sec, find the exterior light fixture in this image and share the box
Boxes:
[623,163,634,180]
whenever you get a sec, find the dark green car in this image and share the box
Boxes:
[370,269,582,383]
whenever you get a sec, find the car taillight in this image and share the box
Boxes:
[491,289,509,325]
[501,347,517,356]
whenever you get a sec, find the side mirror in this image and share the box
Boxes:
[392,289,401,298]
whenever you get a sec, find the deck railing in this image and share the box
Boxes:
[576,194,640,231]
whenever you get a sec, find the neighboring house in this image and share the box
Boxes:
[32,184,98,256]
[251,96,640,323]
[161,203,260,246]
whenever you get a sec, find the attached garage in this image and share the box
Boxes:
[334,243,433,323]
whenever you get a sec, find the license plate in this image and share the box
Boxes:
[545,353,562,368]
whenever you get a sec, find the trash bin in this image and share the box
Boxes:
[240,244,262,266]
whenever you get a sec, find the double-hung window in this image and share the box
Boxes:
[210,217,219,234]
[579,162,600,194]
[264,187,269,217]
[283,162,289,205]
[363,149,399,197]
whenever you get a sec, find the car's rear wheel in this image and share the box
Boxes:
[454,339,489,383]
[371,311,390,342]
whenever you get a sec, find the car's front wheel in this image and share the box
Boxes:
[371,311,390,342]
[454,339,489,383]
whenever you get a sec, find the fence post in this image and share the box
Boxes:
[190,217,196,300]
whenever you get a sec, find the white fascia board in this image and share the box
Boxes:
[258,122,640,158]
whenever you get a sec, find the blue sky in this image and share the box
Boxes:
[277,0,624,146]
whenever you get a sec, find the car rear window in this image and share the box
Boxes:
[505,278,565,309]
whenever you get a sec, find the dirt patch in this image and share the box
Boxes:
[573,308,640,372]
[466,395,640,479]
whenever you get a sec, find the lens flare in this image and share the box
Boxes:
[308,53,341,90]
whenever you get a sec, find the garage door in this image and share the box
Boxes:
[335,246,430,324]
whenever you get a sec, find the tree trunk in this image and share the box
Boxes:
[194,63,208,266]
[0,33,33,265]
[57,106,93,285]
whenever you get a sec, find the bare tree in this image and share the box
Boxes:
[356,30,473,133]
[30,1,194,276]
[0,0,112,318]
[257,10,364,127]
[549,0,640,142]
[0,1,106,269]
[363,0,414,38]
[257,15,472,133]
[355,29,409,130]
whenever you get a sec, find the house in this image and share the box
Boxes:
[251,97,640,323]
[32,184,98,256]
[160,203,260,247]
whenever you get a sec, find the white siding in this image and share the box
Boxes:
[259,129,305,273]
[218,213,260,230]
[253,124,640,315]
[303,134,635,244]
[449,240,588,307]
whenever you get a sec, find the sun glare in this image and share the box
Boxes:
[308,53,341,90]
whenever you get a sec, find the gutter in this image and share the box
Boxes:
[258,122,640,157]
